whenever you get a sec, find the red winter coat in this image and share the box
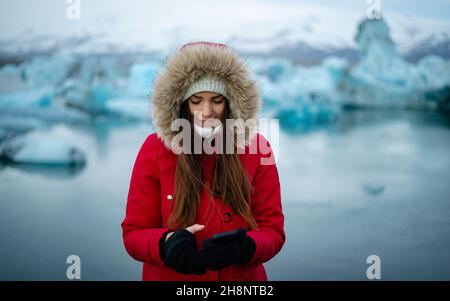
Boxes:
[121,133,285,281]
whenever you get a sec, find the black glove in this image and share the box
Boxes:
[200,227,256,271]
[159,229,206,275]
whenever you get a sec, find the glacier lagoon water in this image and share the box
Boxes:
[0,110,449,280]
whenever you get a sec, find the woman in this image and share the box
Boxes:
[121,41,285,281]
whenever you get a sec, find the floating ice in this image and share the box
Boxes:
[54,56,127,115]
[20,55,76,89]
[338,18,450,109]
[0,64,27,92]
[0,131,86,166]
[106,97,150,121]
[126,62,162,97]
[248,56,345,130]
[276,98,339,131]
[0,115,47,134]
[417,55,450,90]
[0,87,53,108]
[362,183,385,196]
[0,85,90,134]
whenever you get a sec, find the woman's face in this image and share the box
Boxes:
[188,92,226,128]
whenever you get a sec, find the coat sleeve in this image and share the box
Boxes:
[245,135,286,266]
[121,134,169,266]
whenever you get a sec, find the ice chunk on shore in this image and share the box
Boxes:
[0,131,86,166]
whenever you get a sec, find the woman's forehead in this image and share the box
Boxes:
[192,92,223,98]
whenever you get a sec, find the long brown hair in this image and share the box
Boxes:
[167,100,258,230]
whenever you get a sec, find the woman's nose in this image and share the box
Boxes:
[201,101,212,118]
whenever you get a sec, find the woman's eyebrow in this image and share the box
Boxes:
[212,95,224,99]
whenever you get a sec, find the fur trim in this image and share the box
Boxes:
[151,44,261,150]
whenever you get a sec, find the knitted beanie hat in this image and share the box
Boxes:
[182,74,230,103]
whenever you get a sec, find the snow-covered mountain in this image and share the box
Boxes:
[0,0,449,64]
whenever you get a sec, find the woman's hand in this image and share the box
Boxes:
[159,224,206,274]
[200,228,256,271]
[165,224,205,241]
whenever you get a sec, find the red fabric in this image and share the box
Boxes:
[121,133,285,281]
[180,41,227,51]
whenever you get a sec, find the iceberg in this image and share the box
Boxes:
[276,97,339,132]
[0,59,91,130]
[0,64,27,92]
[249,18,450,116]
[285,57,348,101]
[0,131,86,166]
[59,77,120,115]
[0,87,54,108]
[338,18,450,109]
[60,59,162,116]
[417,55,450,90]
[0,54,157,124]
[0,115,47,134]
[417,55,450,109]
[105,97,151,121]
[247,56,345,130]
[0,105,91,128]
[55,55,127,115]
[20,55,76,89]
[125,62,162,97]
[0,85,90,134]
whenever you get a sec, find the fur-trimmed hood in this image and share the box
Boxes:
[151,43,261,150]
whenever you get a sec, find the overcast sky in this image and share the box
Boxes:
[0,0,449,53]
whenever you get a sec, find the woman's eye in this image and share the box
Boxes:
[213,98,224,104]
[190,99,201,104]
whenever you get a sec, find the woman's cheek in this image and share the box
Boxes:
[214,104,225,119]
